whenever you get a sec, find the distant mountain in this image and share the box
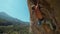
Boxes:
[0,12,29,26]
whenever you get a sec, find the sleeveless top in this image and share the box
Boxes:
[34,5,43,19]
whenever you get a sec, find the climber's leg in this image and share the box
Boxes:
[45,19,56,31]
[51,19,56,31]
[38,18,44,25]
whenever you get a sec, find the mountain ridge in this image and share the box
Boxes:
[0,12,29,26]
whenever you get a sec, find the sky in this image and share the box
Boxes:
[0,0,30,22]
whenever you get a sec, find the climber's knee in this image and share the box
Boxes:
[38,18,44,25]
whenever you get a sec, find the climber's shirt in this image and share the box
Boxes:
[34,5,43,19]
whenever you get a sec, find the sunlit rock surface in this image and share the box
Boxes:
[27,0,60,34]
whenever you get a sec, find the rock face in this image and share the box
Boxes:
[27,0,60,34]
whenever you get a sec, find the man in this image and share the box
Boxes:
[32,4,44,25]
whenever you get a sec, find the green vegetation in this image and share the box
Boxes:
[0,25,29,34]
[0,12,30,34]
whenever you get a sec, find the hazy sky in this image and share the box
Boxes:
[0,0,30,22]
